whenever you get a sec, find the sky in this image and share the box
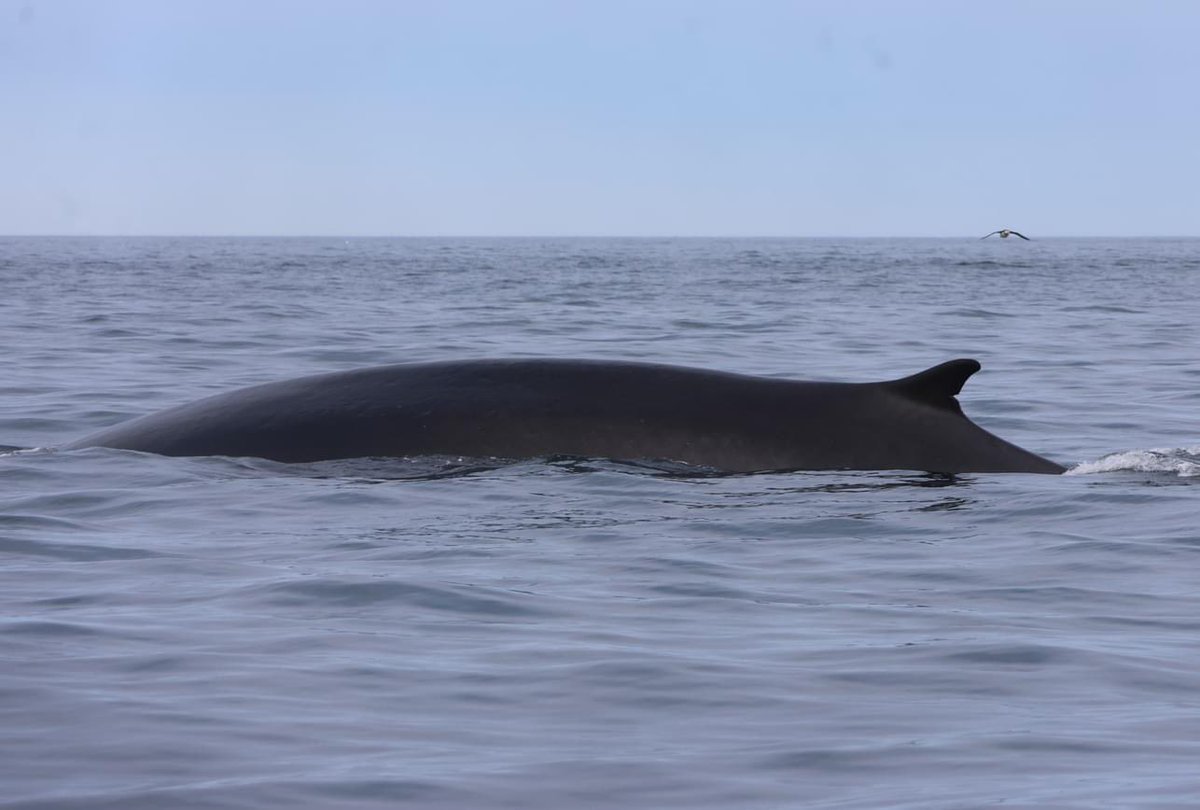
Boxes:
[2,0,1199,236]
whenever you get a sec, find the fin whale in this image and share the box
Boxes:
[62,358,1065,474]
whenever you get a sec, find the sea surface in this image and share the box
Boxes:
[2,237,1199,809]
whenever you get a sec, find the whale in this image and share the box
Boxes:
[62,358,1065,474]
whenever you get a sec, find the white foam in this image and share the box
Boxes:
[0,446,49,458]
[1066,446,1200,477]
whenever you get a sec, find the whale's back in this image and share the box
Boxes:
[64,358,1065,474]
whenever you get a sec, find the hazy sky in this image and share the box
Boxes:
[3,1,1198,236]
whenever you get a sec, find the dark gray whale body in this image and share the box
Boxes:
[64,358,1065,474]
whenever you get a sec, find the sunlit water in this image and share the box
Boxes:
[2,237,1199,809]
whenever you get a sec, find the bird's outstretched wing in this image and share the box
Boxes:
[980,231,1001,239]
[1009,230,1031,240]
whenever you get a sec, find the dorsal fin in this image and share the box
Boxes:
[885,359,981,412]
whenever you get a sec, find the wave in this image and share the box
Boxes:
[1067,447,1200,477]
[936,308,1017,319]
[949,260,1035,268]
[1059,305,1144,314]
[0,445,44,457]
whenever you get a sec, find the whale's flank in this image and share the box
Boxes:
[63,358,1065,475]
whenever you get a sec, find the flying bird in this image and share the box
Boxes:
[980,229,1030,240]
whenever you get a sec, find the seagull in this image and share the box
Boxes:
[980,229,1030,240]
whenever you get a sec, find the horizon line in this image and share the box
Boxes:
[2,233,1197,240]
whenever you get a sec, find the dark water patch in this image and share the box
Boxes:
[90,328,143,338]
[950,259,1035,268]
[962,585,1154,606]
[669,318,719,329]
[571,254,624,270]
[648,582,758,600]
[1060,304,1144,314]
[308,778,470,805]
[935,307,1017,318]
[987,734,1123,754]
[30,593,118,608]
[942,643,1079,667]
[256,577,552,617]
[0,536,160,562]
[758,743,936,773]
[0,619,123,638]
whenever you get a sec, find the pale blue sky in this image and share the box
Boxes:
[3,1,1198,236]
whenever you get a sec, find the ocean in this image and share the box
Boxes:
[2,236,1198,809]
